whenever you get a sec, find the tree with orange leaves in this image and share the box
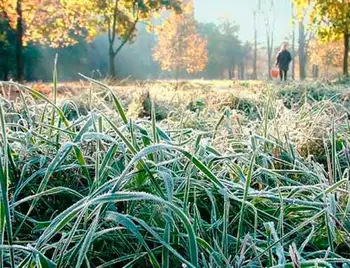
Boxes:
[0,0,96,81]
[83,0,181,78]
[294,0,350,76]
[309,39,344,77]
[1,0,182,80]
[153,0,208,78]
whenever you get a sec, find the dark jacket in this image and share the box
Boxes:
[276,50,292,71]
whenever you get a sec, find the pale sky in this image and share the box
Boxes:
[193,0,293,45]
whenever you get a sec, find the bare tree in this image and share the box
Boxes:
[263,0,275,80]
[296,2,315,80]
[291,2,296,80]
[252,0,262,80]
[252,10,258,80]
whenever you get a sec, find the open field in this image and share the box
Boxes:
[1,78,350,267]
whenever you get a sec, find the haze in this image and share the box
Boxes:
[194,0,292,44]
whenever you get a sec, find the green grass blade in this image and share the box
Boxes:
[106,212,160,268]
[0,101,14,268]
[236,153,255,253]
[79,74,128,124]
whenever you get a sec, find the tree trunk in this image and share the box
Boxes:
[15,0,24,82]
[227,66,232,80]
[298,21,306,80]
[291,3,295,80]
[267,36,273,80]
[343,32,349,76]
[1,53,9,80]
[108,44,116,78]
[3,64,9,81]
[292,27,295,79]
[107,15,138,78]
[252,11,258,80]
[240,63,245,80]
[265,5,274,81]
[267,50,272,80]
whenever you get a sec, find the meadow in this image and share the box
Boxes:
[1,76,350,267]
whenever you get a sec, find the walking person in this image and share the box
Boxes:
[275,43,292,81]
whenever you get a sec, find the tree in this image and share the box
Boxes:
[0,13,15,80]
[198,21,249,80]
[153,0,208,78]
[292,0,316,80]
[238,41,253,79]
[1,0,177,80]
[218,18,242,79]
[252,10,258,79]
[69,0,181,78]
[291,2,296,79]
[292,1,310,80]
[309,39,343,77]
[0,0,94,81]
[252,0,262,80]
[262,0,275,80]
[294,0,350,76]
[298,20,307,79]
[197,22,224,79]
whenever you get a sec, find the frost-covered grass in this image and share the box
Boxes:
[0,77,350,267]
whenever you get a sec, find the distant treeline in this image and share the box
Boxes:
[0,24,161,81]
[0,19,255,81]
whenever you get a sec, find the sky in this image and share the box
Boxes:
[193,0,293,45]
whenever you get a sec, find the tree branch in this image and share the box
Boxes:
[110,0,119,44]
[107,19,112,43]
[113,16,139,57]
[110,0,162,57]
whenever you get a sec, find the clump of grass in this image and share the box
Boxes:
[277,80,349,109]
[0,77,349,268]
[126,89,169,120]
[127,88,150,119]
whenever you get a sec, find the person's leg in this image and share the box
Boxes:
[279,69,283,80]
[284,70,288,81]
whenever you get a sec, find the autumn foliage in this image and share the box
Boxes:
[308,39,344,77]
[293,0,350,75]
[0,0,96,80]
[0,0,90,47]
[153,0,208,75]
[0,0,181,79]
[66,0,181,77]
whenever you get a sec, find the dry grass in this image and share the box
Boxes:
[1,79,262,106]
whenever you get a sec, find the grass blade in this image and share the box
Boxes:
[0,100,14,268]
